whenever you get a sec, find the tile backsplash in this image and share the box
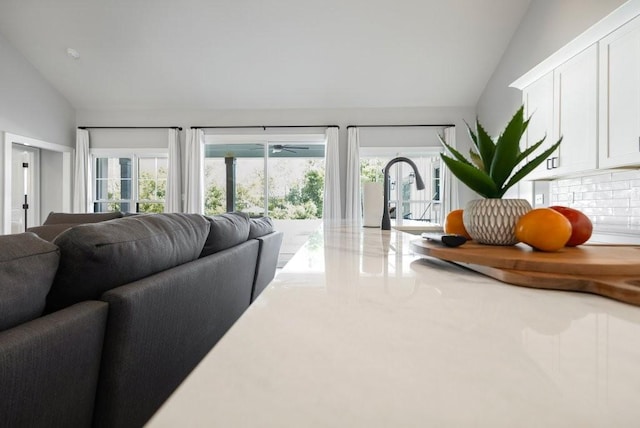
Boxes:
[550,169,640,226]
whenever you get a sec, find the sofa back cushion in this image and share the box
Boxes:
[0,233,60,331]
[200,212,250,257]
[43,211,123,225]
[46,213,210,311]
[248,216,275,239]
[26,224,77,242]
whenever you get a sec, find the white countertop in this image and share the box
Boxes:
[147,222,640,427]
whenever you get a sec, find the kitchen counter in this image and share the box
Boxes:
[147,222,640,427]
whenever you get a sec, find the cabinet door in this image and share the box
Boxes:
[554,43,598,176]
[523,71,555,180]
[599,14,640,168]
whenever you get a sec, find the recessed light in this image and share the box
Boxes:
[66,48,80,59]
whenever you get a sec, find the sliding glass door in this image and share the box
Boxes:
[203,140,325,219]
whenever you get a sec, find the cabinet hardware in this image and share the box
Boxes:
[552,157,559,168]
[546,158,552,170]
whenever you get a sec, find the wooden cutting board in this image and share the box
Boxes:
[410,239,640,276]
[410,238,640,306]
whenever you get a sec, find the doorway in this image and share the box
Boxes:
[2,132,73,234]
[11,144,39,233]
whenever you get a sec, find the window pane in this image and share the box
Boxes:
[137,157,167,203]
[268,154,324,220]
[94,157,132,205]
[137,202,164,213]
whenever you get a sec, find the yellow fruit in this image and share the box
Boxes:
[444,209,472,240]
[515,208,572,251]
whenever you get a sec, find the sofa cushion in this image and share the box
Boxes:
[200,212,250,257]
[26,223,76,242]
[0,233,60,331]
[248,216,275,239]
[46,213,210,311]
[43,211,123,225]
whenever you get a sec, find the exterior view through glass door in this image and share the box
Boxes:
[360,149,443,224]
[203,141,325,219]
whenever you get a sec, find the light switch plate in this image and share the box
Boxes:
[535,194,544,205]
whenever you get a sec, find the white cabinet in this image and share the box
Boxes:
[552,43,599,176]
[521,44,598,180]
[523,71,554,180]
[599,14,640,168]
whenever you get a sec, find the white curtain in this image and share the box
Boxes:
[345,127,361,223]
[73,129,91,213]
[323,126,341,220]
[442,126,459,217]
[184,128,204,214]
[165,128,182,213]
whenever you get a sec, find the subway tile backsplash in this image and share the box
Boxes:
[550,169,640,227]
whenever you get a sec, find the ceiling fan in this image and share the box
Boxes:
[271,144,309,154]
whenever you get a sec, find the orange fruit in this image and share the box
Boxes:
[515,208,572,251]
[444,209,471,240]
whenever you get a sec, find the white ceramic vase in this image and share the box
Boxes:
[463,198,532,245]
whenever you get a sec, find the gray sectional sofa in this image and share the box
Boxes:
[0,212,283,428]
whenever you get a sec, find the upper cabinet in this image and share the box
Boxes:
[523,71,554,180]
[553,44,599,176]
[521,45,598,180]
[599,14,640,168]
[511,1,640,177]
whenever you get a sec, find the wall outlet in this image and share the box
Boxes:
[535,194,544,205]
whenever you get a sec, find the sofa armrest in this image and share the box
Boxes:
[251,231,283,302]
[0,301,108,428]
[94,239,259,428]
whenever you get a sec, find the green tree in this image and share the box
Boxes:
[205,184,225,215]
[137,168,166,213]
[360,159,385,184]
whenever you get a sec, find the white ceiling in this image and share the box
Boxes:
[0,0,531,110]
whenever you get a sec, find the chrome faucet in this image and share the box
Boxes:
[381,157,426,230]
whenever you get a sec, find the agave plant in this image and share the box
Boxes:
[439,105,562,198]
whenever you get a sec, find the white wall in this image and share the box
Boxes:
[77,106,478,216]
[0,32,75,147]
[476,0,626,135]
[0,31,76,232]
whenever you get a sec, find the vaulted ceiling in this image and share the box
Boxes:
[0,0,531,110]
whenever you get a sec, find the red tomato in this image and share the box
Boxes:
[549,206,593,246]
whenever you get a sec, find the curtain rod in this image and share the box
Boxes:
[346,124,454,129]
[191,125,339,130]
[78,126,183,131]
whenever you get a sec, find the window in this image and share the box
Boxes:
[360,149,443,223]
[203,134,325,219]
[92,152,167,213]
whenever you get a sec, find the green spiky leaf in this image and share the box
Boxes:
[490,105,526,188]
[475,121,495,174]
[440,105,562,199]
[469,150,484,170]
[441,154,500,198]
[438,133,473,166]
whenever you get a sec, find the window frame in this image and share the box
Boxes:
[90,148,168,213]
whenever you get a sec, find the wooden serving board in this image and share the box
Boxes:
[459,262,640,307]
[410,239,640,276]
[410,238,640,306]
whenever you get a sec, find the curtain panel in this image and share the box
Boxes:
[72,129,91,213]
[184,128,204,214]
[442,126,459,215]
[345,127,361,223]
[323,127,341,220]
[165,129,182,213]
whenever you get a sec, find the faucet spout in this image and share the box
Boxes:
[381,157,425,230]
